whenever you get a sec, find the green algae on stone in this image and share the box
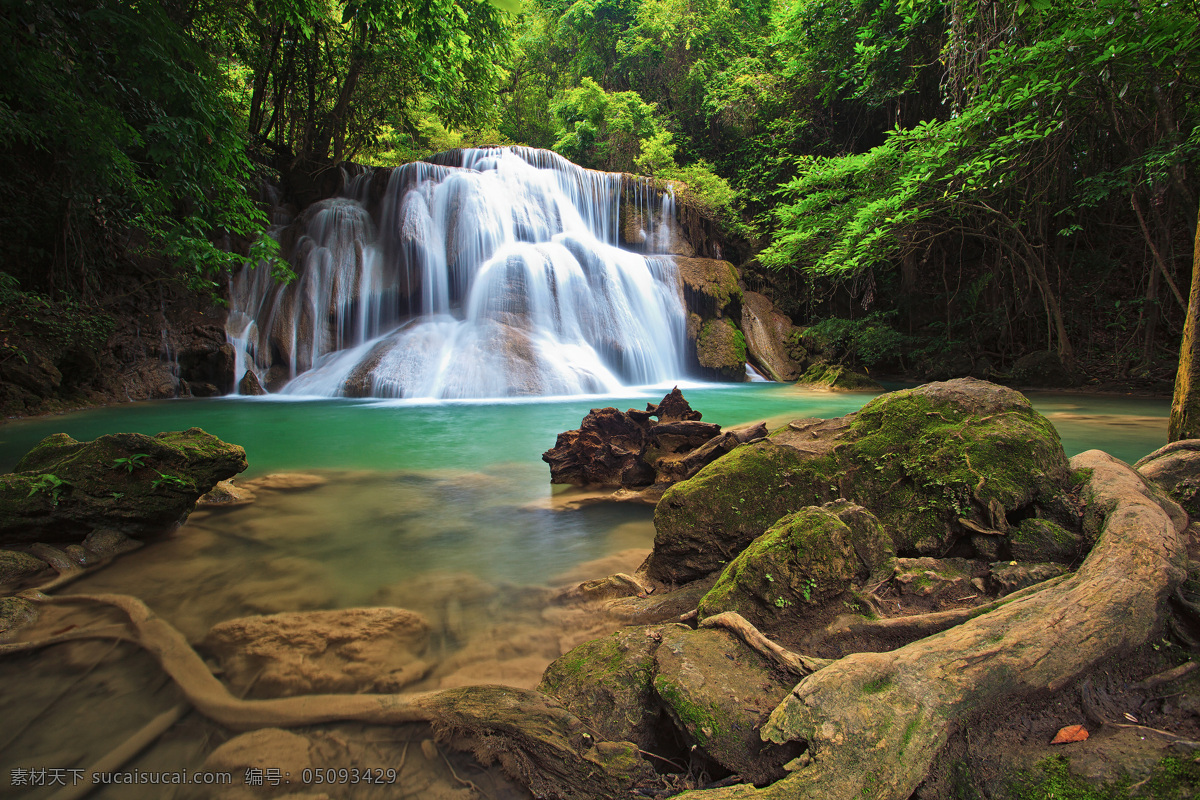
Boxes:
[697,502,893,626]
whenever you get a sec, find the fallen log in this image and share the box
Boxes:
[672,450,1189,800]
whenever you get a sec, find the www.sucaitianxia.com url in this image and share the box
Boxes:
[9,768,234,787]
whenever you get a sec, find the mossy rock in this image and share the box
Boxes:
[796,363,883,392]
[538,626,663,751]
[1009,518,1082,563]
[891,557,974,596]
[697,502,893,627]
[0,549,48,584]
[987,560,1068,595]
[0,428,247,545]
[645,440,837,583]
[653,624,801,784]
[696,318,747,381]
[846,380,1072,553]
[675,257,741,318]
[647,379,1074,583]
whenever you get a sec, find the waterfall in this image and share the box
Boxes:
[229,147,688,399]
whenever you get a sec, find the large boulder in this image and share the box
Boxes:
[202,607,431,697]
[0,428,247,545]
[740,290,803,382]
[645,379,1075,583]
[696,502,894,627]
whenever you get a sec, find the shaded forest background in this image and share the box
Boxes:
[1,0,1198,403]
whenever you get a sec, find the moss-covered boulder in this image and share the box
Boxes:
[1135,440,1200,518]
[740,290,803,382]
[796,363,883,391]
[653,624,801,784]
[675,257,741,318]
[695,318,747,381]
[0,428,247,545]
[697,502,893,627]
[646,436,841,583]
[539,626,662,751]
[645,379,1074,583]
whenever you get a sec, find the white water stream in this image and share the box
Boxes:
[229,148,687,399]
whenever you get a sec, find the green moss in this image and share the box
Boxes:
[1005,755,1200,800]
[862,675,892,694]
[899,715,921,754]
[1071,468,1094,486]
[653,674,727,746]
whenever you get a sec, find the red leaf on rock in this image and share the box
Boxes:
[1050,724,1089,744]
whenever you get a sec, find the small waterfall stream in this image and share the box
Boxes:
[229,147,688,399]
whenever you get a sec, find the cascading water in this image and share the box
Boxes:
[229,147,690,399]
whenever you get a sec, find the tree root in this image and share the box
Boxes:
[806,575,1071,654]
[1132,661,1199,691]
[699,612,831,677]
[7,591,648,799]
[48,703,190,800]
[672,451,1189,800]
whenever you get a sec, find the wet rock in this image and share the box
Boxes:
[646,379,1074,583]
[241,473,327,492]
[695,318,747,381]
[0,596,38,639]
[198,479,258,507]
[0,550,48,584]
[987,561,1068,595]
[238,370,266,396]
[1135,440,1200,517]
[265,365,291,393]
[675,257,741,319]
[539,626,663,751]
[201,728,314,793]
[653,624,801,784]
[0,428,247,545]
[698,503,893,627]
[740,290,803,382]
[81,528,141,557]
[202,607,432,697]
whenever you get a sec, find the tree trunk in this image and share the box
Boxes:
[1169,202,1200,441]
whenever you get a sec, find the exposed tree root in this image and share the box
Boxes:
[1132,661,1199,690]
[699,612,831,677]
[806,574,1072,654]
[672,451,1189,800]
[7,591,648,799]
[48,703,190,800]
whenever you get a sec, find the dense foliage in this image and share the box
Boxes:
[1,0,1198,389]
